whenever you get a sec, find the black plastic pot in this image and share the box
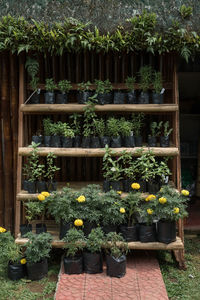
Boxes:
[77,91,93,104]
[27,181,36,194]
[122,179,132,193]
[90,136,101,148]
[147,180,160,194]
[109,180,121,191]
[27,259,48,281]
[157,220,176,244]
[97,92,113,105]
[20,224,32,237]
[152,93,164,104]
[47,181,57,192]
[73,136,81,147]
[103,180,110,192]
[102,224,118,234]
[82,137,91,148]
[160,136,169,147]
[100,136,110,148]
[50,135,61,147]
[8,261,25,281]
[44,136,51,147]
[113,91,126,104]
[36,223,47,234]
[138,91,149,104]
[110,136,122,148]
[83,221,97,237]
[29,92,40,104]
[83,252,103,274]
[61,136,73,148]
[37,181,47,193]
[119,225,138,242]
[63,255,83,275]
[56,92,68,104]
[23,180,29,191]
[135,136,143,147]
[106,255,126,278]
[123,136,135,147]
[44,92,55,104]
[59,221,72,240]
[137,179,147,193]
[148,136,157,147]
[127,90,137,104]
[32,135,43,146]
[138,223,156,243]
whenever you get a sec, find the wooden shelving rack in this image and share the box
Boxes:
[15,53,185,268]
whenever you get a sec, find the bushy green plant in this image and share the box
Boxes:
[58,80,72,93]
[104,232,128,258]
[24,200,46,224]
[95,79,112,94]
[122,192,143,226]
[30,76,39,91]
[107,117,120,137]
[43,118,53,136]
[93,118,106,137]
[102,146,122,181]
[24,232,52,264]
[63,123,75,138]
[83,101,97,137]
[45,78,57,92]
[131,113,145,136]
[85,228,104,253]
[69,113,82,136]
[78,81,92,91]
[62,228,85,257]
[180,5,193,19]
[149,121,163,137]
[0,231,22,263]
[163,121,173,137]
[153,71,163,94]
[139,65,152,92]
[119,118,132,137]
[135,149,157,182]
[125,76,136,91]
[137,198,157,225]
[45,153,60,181]
[154,158,171,183]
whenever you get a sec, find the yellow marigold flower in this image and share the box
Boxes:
[145,194,156,201]
[41,191,50,197]
[159,197,167,204]
[74,219,83,226]
[131,183,140,190]
[147,208,153,215]
[37,194,45,201]
[120,207,125,213]
[0,227,6,233]
[117,191,122,195]
[20,258,27,265]
[173,207,179,214]
[181,189,189,196]
[77,195,86,203]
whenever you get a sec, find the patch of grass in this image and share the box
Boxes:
[158,236,200,300]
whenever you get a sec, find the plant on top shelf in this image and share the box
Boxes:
[160,121,173,147]
[69,113,82,147]
[138,65,152,103]
[119,117,134,147]
[148,121,163,147]
[25,57,40,104]
[95,79,113,105]
[77,81,92,104]
[125,76,137,104]
[44,152,60,192]
[131,113,145,146]
[107,117,121,147]
[57,79,72,104]
[44,78,57,104]
[152,71,164,104]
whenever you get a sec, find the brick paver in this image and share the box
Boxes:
[55,251,168,300]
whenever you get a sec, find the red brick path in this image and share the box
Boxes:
[55,251,168,300]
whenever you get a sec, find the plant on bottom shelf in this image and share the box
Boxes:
[44,152,60,191]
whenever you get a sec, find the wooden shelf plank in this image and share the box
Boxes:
[20,103,178,113]
[19,147,179,157]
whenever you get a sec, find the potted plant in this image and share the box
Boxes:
[44,152,60,192]
[160,121,173,147]
[107,117,122,147]
[152,71,164,104]
[24,232,52,280]
[82,101,96,148]
[25,57,40,104]
[131,113,145,146]
[119,117,135,147]
[32,129,43,146]
[44,78,57,104]
[155,185,188,244]
[104,232,128,278]
[62,228,85,274]
[83,227,104,274]
[138,65,152,103]
[77,81,93,104]
[43,118,53,147]
[125,76,137,104]
[93,118,110,147]
[57,79,72,104]
[113,88,126,104]
[118,150,135,192]
[61,123,75,148]
[148,121,163,147]
[50,121,62,147]
[69,113,82,147]
[23,199,46,234]
[95,79,113,105]
[152,158,171,190]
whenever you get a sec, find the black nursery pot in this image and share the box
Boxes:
[83,221,97,237]
[23,180,29,191]
[152,93,164,104]
[160,136,169,147]
[82,136,91,148]
[37,181,47,193]
[59,221,72,240]
[90,136,101,148]
[110,180,121,191]
[148,136,157,147]
[61,136,73,148]
[29,92,40,104]
[106,255,126,278]
[44,136,51,147]
[123,136,135,147]
[27,181,36,194]
[100,136,110,148]
[63,255,83,275]
[50,135,61,147]
[138,223,156,243]
[97,93,112,105]
[32,135,43,146]
[77,91,93,104]
[27,259,48,281]
[83,252,103,274]
[47,181,57,192]
[157,220,176,244]
[147,180,160,194]
[73,136,81,147]
[36,223,47,234]
[119,225,138,242]
[135,136,143,147]
[44,92,55,104]
[122,179,132,193]
[127,90,137,104]
[113,91,126,104]
[103,179,110,192]
[8,262,25,281]
[110,136,122,148]
[20,224,32,237]
[138,91,149,104]
[102,224,118,234]
[56,92,68,104]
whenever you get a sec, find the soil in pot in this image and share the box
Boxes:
[77,91,93,104]
[100,136,110,148]
[135,136,143,147]
[127,90,137,104]
[138,223,156,243]
[61,137,73,148]
[50,135,61,147]
[148,136,157,147]
[147,180,160,194]
[36,223,47,234]
[47,181,57,192]
[59,221,72,240]
[110,136,122,148]
[29,92,40,104]
[157,220,176,244]
[103,180,110,192]
[44,136,51,147]
[63,255,83,275]
[83,252,103,274]
[83,222,97,237]
[113,91,126,104]
[32,136,43,146]
[110,181,121,191]
[138,91,149,104]
[8,262,25,281]
[56,92,68,104]
[122,179,132,193]
[20,224,32,237]
[106,255,126,278]
[27,181,36,194]
[44,92,55,104]
[37,181,47,193]
[102,224,118,234]
[73,136,81,147]
[152,93,163,104]
[119,225,138,242]
[82,137,91,148]
[27,259,48,281]
[160,136,169,147]
[123,136,135,147]
[90,136,101,148]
